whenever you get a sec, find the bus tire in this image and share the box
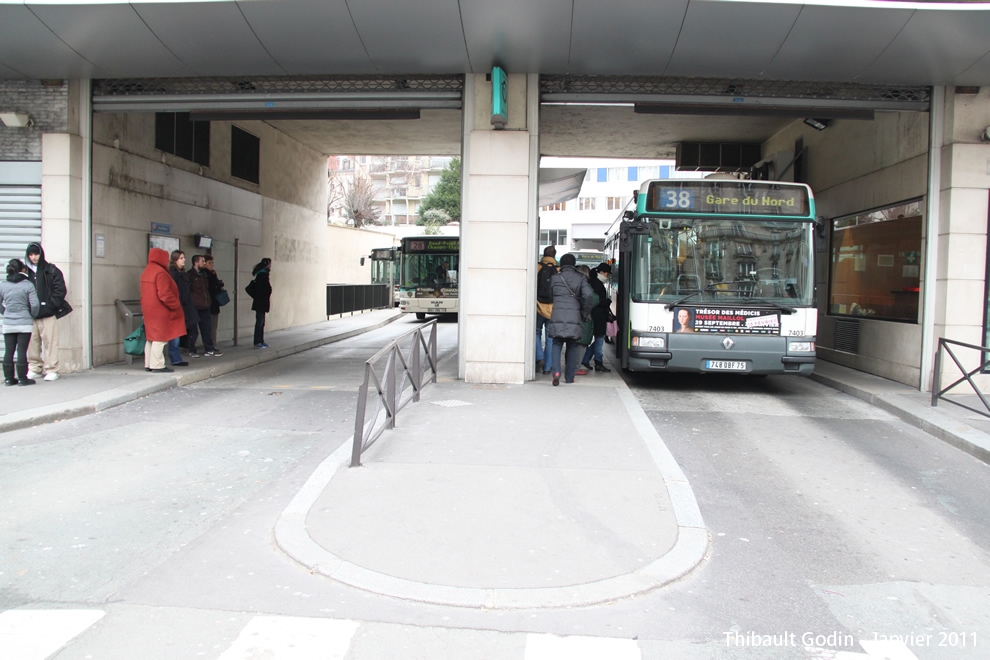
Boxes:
[416,312,426,320]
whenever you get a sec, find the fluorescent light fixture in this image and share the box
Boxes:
[803,118,830,131]
[0,112,31,127]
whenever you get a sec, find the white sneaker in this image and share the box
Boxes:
[44,372,59,381]
[27,371,42,380]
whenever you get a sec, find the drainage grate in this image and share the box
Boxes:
[834,319,860,354]
[430,400,473,408]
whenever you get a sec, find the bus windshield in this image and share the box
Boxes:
[631,218,814,306]
[401,252,459,289]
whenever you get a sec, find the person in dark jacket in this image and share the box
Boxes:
[248,257,273,348]
[139,248,186,373]
[0,258,40,385]
[24,242,69,381]
[185,255,221,357]
[548,253,594,386]
[168,250,196,365]
[581,263,612,373]
[205,254,225,348]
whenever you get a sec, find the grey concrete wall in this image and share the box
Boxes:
[763,112,930,386]
[91,112,328,366]
[0,80,68,161]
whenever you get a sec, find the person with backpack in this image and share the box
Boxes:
[246,257,273,348]
[535,246,557,375]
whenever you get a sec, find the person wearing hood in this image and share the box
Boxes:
[580,263,613,373]
[0,259,40,385]
[548,253,594,386]
[247,257,273,348]
[140,248,186,373]
[24,242,70,381]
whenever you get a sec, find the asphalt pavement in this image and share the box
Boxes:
[3,311,989,610]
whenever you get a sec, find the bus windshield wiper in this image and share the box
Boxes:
[664,283,720,310]
[747,297,797,314]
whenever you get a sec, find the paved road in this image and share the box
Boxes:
[2,326,989,659]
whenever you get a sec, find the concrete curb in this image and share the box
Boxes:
[0,311,403,434]
[274,374,710,609]
[811,371,990,466]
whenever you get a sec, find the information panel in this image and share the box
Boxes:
[675,307,781,335]
[646,181,811,218]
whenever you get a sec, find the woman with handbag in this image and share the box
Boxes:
[140,248,186,373]
[247,257,273,349]
[0,258,40,385]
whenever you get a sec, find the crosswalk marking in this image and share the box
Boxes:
[0,609,105,660]
[217,615,360,660]
[524,632,642,660]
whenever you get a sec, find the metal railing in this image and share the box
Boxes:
[351,320,438,467]
[931,337,990,418]
[326,284,390,317]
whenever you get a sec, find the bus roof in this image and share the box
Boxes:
[636,179,815,220]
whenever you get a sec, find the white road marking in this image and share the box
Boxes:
[524,632,642,660]
[0,609,105,660]
[218,615,360,660]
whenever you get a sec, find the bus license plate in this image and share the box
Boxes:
[706,360,746,371]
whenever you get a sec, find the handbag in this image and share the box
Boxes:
[606,320,619,338]
[55,300,73,319]
[245,279,257,298]
[215,289,230,307]
[124,323,146,356]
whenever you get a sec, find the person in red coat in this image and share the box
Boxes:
[140,248,186,372]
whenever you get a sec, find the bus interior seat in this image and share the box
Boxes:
[677,274,700,293]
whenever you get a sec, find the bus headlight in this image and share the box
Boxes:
[632,335,666,349]
[788,341,815,353]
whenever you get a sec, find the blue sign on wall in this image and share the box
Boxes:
[151,222,172,234]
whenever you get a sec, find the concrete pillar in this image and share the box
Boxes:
[459,73,540,383]
[40,81,87,372]
[932,87,990,390]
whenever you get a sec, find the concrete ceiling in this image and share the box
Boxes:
[3,0,977,159]
[2,0,990,84]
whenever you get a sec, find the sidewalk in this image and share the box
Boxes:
[0,308,405,433]
[4,323,990,610]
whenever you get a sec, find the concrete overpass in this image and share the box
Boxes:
[2,1,990,386]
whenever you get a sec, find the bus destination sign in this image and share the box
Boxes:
[404,239,459,254]
[647,181,811,217]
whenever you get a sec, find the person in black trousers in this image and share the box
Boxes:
[247,257,272,348]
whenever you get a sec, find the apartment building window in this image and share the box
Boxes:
[607,196,625,210]
[155,112,210,167]
[541,202,566,211]
[579,197,596,211]
[231,126,260,185]
[829,199,922,322]
[607,167,624,182]
[541,229,567,246]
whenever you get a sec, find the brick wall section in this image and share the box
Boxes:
[0,80,69,161]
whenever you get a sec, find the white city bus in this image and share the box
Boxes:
[398,236,459,319]
[605,179,818,375]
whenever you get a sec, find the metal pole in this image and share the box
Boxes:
[233,237,240,346]
[412,328,422,402]
[386,346,397,429]
[931,338,942,407]
[352,365,370,467]
[920,85,944,392]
